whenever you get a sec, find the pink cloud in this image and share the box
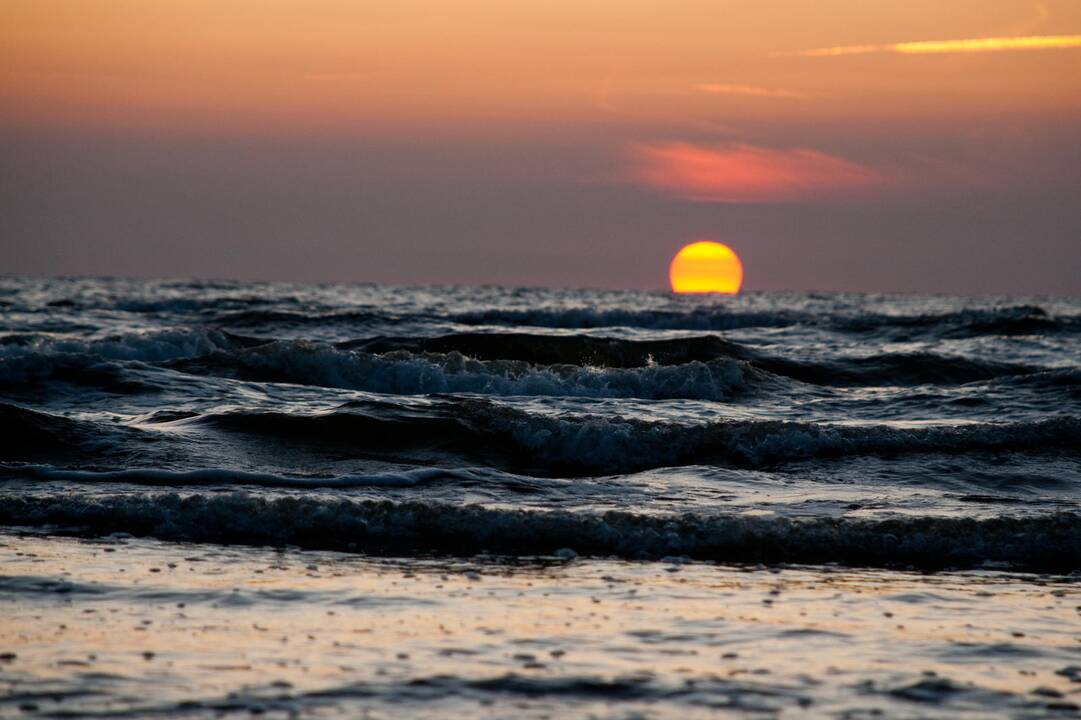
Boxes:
[625,142,882,203]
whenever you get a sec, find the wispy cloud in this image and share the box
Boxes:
[800,33,1081,57]
[696,83,805,99]
[624,143,881,203]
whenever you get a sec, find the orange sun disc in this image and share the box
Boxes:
[669,241,744,294]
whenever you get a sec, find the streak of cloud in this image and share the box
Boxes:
[624,143,881,203]
[697,83,805,99]
[800,33,1081,57]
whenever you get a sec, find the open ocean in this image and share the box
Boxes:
[1,276,1080,718]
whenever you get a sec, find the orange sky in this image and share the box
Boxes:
[2,1,1080,292]
[3,0,1080,133]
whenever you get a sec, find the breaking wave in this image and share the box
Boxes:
[2,328,1052,401]
[178,343,760,400]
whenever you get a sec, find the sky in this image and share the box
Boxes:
[2,0,1080,294]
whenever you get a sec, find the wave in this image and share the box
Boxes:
[493,410,1081,473]
[345,332,748,368]
[5,397,1075,475]
[212,308,392,328]
[1,330,763,400]
[178,342,760,401]
[448,305,1081,337]
[836,305,1081,338]
[0,352,153,394]
[0,328,244,365]
[27,293,305,315]
[111,295,303,314]
[753,351,1037,386]
[204,344,1042,397]
[0,329,262,390]
[1,464,485,489]
[0,402,150,463]
[992,367,1081,388]
[186,402,1081,474]
[1,492,1076,570]
[2,326,1051,399]
[346,333,1041,387]
[173,334,1044,395]
[449,308,800,331]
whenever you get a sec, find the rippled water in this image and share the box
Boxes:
[1,277,1079,717]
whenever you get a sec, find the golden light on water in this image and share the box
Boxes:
[669,241,744,294]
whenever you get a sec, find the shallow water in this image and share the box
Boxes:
[1,277,1080,716]
[2,534,1080,719]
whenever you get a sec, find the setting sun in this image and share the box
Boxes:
[669,241,744,294]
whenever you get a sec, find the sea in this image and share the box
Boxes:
[1,276,1079,718]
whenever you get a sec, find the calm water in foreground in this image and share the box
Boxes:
[1,277,1080,717]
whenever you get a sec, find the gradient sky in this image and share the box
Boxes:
[2,0,1080,293]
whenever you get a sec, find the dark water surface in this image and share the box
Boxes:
[1,278,1079,718]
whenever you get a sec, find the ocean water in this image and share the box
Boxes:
[1,277,1080,718]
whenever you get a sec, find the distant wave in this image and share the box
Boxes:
[1,492,1076,570]
[834,305,1081,338]
[213,309,393,328]
[752,351,1038,386]
[112,295,304,314]
[10,282,1080,340]
[35,294,304,314]
[449,305,1081,337]
[450,308,800,331]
